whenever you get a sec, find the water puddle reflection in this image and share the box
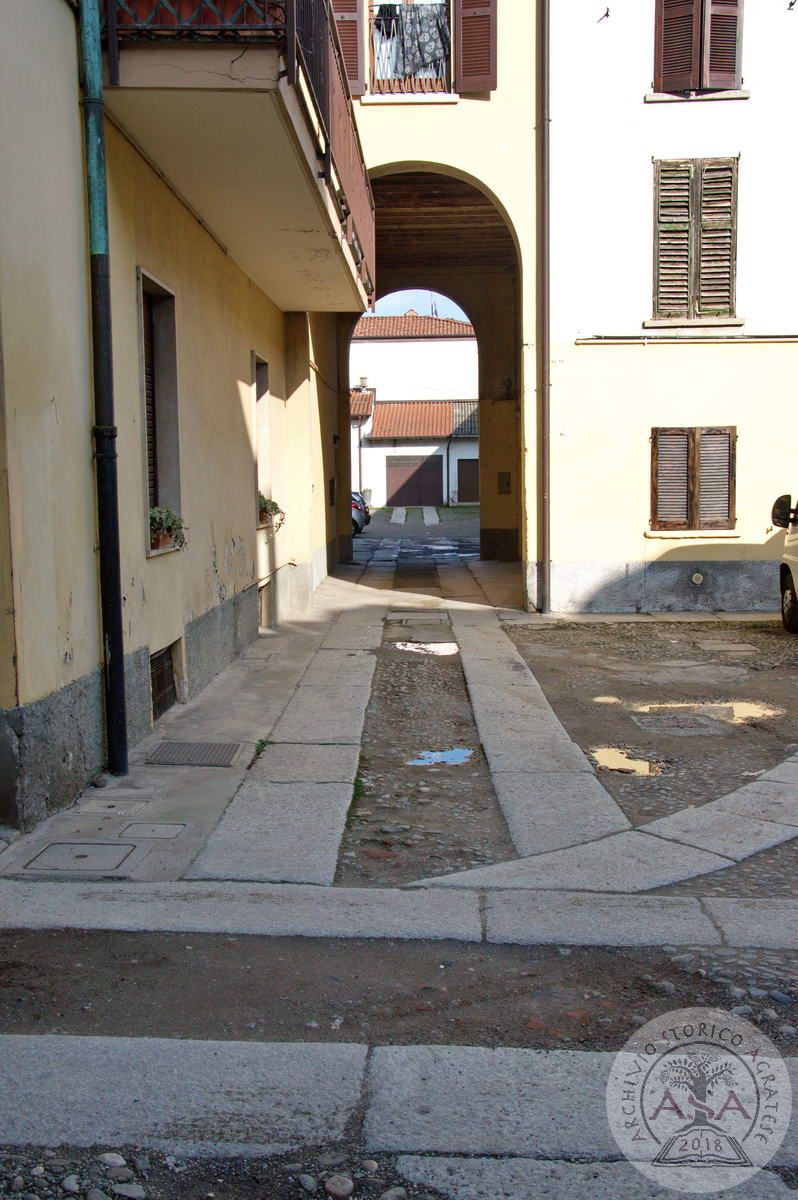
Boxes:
[591,747,663,776]
[395,642,459,656]
[407,748,474,766]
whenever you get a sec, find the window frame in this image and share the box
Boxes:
[137,268,182,554]
[650,425,737,532]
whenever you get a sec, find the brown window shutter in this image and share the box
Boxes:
[696,158,737,317]
[654,0,701,92]
[652,428,692,529]
[142,291,159,510]
[654,160,693,319]
[455,0,497,94]
[702,0,743,90]
[332,0,365,96]
[698,427,736,528]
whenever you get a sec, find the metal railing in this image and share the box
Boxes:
[105,0,375,298]
[369,1,451,95]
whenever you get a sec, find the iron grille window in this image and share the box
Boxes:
[651,426,736,530]
[150,644,178,720]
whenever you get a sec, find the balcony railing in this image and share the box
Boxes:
[369,1,451,96]
[105,0,375,298]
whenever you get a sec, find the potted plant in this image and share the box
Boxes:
[258,493,285,535]
[149,506,187,551]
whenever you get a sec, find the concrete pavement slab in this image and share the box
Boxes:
[704,898,798,949]
[484,889,720,946]
[299,649,376,688]
[396,1157,792,1199]
[410,831,734,891]
[757,755,798,785]
[481,733,595,774]
[422,506,440,525]
[251,743,359,783]
[640,806,798,860]
[366,1046,614,1157]
[390,507,406,524]
[713,780,798,826]
[185,781,352,884]
[490,771,630,855]
[0,1035,366,1155]
[0,880,483,939]
[269,685,371,744]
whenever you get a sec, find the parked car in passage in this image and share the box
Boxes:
[352,494,367,536]
[352,491,370,525]
[771,493,798,631]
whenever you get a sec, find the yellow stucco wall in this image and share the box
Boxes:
[0,0,99,708]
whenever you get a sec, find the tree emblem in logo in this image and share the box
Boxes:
[606,1008,791,1194]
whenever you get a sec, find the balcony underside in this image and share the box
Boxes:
[105,47,368,312]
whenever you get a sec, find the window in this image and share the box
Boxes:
[654,0,743,94]
[253,356,270,521]
[150,643,178,720]
[653,158,738,322]
[651,427,736,530]
[139,271,181,539]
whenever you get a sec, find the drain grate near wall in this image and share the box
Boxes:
[146,741,244,768]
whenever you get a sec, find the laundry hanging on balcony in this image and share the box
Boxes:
[396,3,450,77]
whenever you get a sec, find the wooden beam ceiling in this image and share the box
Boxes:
[372,173,517,276]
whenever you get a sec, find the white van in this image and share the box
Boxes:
[772,494,798,632]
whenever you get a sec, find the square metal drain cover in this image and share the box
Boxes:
[146,741,243,767]
[119,822,185,840]
[631,714,729,736]
[25,843,136,872]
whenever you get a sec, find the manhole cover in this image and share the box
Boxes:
[146,741,243,767]
[25,843,136,872]
[630,714,729,736]
[119,823,185,839]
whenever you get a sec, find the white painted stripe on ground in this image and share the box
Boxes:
[390,507,406,524]
[0,1036,366,1155]
[422,506,440,525]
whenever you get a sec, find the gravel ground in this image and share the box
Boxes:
[335,613,514,887]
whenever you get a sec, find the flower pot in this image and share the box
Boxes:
[150,529,173,551]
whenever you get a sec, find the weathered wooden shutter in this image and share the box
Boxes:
[652,428,691,529]
[455,0,497,93]
[698,427,736,527]
[142,290,159,509]
[697,158,737,316]
[702,0,743,90]
[332,0,365,96]
[654,160,693,319]
[654,0,701,92]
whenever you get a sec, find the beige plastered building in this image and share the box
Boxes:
[0,0,792,831]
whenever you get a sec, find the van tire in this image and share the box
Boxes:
[352,520,359,536]
[782,572,798,633]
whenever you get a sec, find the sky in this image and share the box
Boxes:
[372,289,470,321]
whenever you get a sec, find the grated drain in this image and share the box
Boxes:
[630,714,729,736]
[146,741,243,767]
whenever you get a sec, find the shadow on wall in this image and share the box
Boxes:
[541,532,787,615]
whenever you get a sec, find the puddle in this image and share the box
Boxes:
[593,695,622,705]
[395,642,459,656]
[407,748,474,766]
[635,700,781,725]
[591,747,663,777]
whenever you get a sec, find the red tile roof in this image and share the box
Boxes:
[369,400,478,440]
[352,313,475,340]
[349,387,375,419]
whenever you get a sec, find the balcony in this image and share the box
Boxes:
[369,1,452,96]
[104,1,375,310]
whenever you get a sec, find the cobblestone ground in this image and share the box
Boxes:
[506,618,798,897]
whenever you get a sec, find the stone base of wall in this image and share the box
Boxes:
[481,528,520,562]
[0,586,260,832]
[526,559,780,614]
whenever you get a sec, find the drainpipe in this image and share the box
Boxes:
[539,0,552,614]
[79,0,129,775]
[446,436,453,506]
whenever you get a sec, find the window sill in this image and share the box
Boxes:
[146,543,182,559]
[360,92,459,106]
[643,318,745,330]
[645,529,740,540]
[644,90,750,104]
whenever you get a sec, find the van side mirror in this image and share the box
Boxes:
[772,494,793,528]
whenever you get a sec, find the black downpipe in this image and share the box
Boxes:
[79,0,129,775]
[539,0,552,613]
